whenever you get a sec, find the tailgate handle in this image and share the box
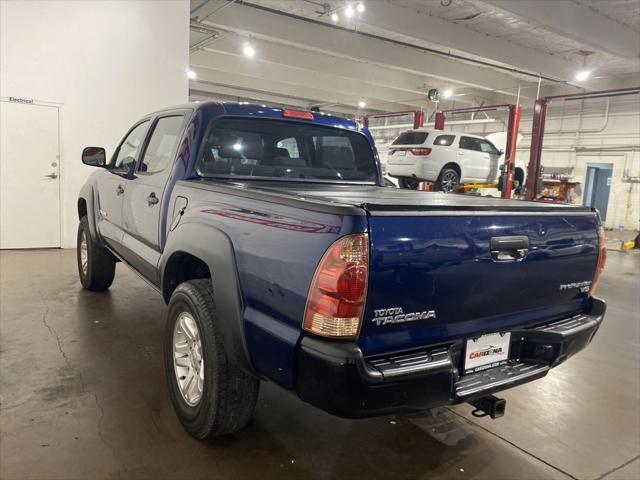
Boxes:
[490,236,529,262]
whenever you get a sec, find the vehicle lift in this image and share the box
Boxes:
[524,86,640,201]
[434,104,522,199]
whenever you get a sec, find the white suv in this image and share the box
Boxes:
[386,129,527,192]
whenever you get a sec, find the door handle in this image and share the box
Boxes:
[116,185,124,196]
[490,235,529,262]
[147,192,159,206]
[44,172,58,179]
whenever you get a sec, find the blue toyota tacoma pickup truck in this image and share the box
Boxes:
[78,102,606,439]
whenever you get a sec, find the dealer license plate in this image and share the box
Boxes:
[464,332,511,374]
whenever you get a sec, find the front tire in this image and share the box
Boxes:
[435,167,460,193]
[77,216,115,291]
[164,279,259,439]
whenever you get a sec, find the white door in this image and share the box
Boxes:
[457,136,485,181]
[0,101,61,248]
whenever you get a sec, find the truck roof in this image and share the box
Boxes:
[147,101,361,131]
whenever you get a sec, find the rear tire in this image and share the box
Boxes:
[77,216,115,291]
[398,177,420,189]
[164,279,259,439]
[435,168,460,193]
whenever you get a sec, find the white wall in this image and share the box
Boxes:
[1,0,189,247]
[373,96,640,230]
[523,99,640,230]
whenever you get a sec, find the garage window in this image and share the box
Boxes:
[197,118,376,183]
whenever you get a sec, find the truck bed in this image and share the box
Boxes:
[186,179,592,214]
[186,178,599,357]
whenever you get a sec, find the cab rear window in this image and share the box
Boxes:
[196,118,377,183]
[392,131,428,145]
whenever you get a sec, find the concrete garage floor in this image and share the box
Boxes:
[1,249,638,480]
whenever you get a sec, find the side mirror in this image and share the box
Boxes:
[82,147,107,167]
[498,149,505,156]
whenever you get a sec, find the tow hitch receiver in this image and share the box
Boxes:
[469,395,506,419]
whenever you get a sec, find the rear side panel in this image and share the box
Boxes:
[170,181,368,389]
[361,213,600,356]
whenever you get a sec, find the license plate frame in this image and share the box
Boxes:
[464,332,511,374]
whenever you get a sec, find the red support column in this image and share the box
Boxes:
[434,111,446,130]
[413,110,425,129]
[525,99,549,201]
[501,104,522,199]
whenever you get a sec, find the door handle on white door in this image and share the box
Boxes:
[116,185,124,196]
[44,173,58,179]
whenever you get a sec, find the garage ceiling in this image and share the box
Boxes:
[189,0,640,115]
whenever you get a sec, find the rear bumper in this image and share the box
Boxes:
[295,297,605,418]
[386,161,438,182]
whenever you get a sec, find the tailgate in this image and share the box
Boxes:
[387,146,420,165]
[360,212,600,356]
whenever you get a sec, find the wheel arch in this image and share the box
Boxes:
[78,183,99,241]
[160,222,256,375]
[162,251,211,302]
[441,162,461,178]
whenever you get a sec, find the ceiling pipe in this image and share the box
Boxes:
[190,0,209,15]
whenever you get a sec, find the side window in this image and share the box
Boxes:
[276,137,300,158]
[434,134,455,146]
[114,121,150,170]
[459,136,480,151]
[139,116,185,174]
[478,139,499,154]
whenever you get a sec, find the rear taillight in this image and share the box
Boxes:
[389,147,431,156]
[303,234,369,338]
[588,226,607,297]
[410,148,432,156]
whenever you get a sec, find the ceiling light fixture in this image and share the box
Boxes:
[443,89,453,98]
[356,2,365,13]
[358,100,366,108]
[186,69,197,80]
[345,5,354,18]
[243,44,255,58]
[575,70,591,81]
[331,12,339,22]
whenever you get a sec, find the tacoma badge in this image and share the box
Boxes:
[372,307,436,326]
